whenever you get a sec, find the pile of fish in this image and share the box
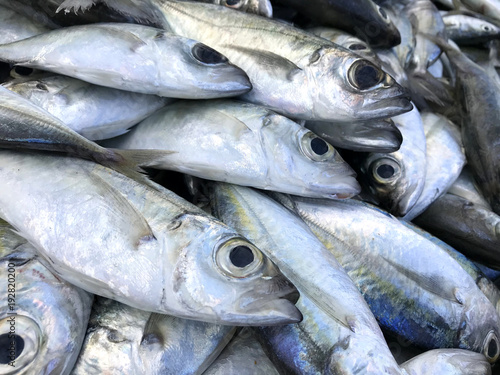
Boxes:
[1,0,500,373]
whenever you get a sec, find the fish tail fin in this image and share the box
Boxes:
[56,0,97,13]
[407,70,454,109]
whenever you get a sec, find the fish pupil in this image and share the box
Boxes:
[14,66,33,76]
[488,337,498,358]
[355,64,381,90]
[229,246,254,268]
[349,44,367,51]
[311,137,328,155]
[192,44,228,65]
[225,0,240,5]
[0,333,24,363]
[377,164,395,179]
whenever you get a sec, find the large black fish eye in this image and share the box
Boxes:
[224,0,243,8]
[349,60,384,90]
[229,246,254,268]
[311,137,328,155]
[14,66,33,76]
[488,338,498,359]
[192,44,228,65]
[376,164,395,179]
[0,333,24,363]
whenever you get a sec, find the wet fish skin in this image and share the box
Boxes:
[460,0,500,25]
[72,297,236,375]
[287,196,500,362]
[151,0,412,122]
[275,0,401,48]
[402,111,465,221]
[355,105,427,216]
[447,166,492,209]
[0,4,49,44]
[104,100,360,199]
[0,151,301,326]
[444,13,500,45]
[0,221,93,375]
[192,0,273,17]
[3,74,171,140]
[0,23,252,99]
[207,183,404,374]
[401,349,491,375]
[306,118,403,153]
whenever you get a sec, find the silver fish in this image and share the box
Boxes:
[0,150,301,326]
[144,0,412,122]
[104,100,360,199]
[0,4,49,44]
[72,297,236,375]
[0,221,93,374]
[444,13,500,45]
[287,197,500,362]
[3,74,171,140]
[447,166,492,209]
[402,111,465,221]
[0,23,251,99]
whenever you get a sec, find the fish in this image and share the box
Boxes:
[0,4,49,44]
[0,150,301,326]
[127,0,413,122]
[0,23,252,99]
[103,100,360,199]
[72,296,236,375]
[402,111,465,221]
[207,182,404,374]
[354,105,427,216]
[274,0,401,48]
[447,166,492,209]
[444,13,500,45]
[3,74,171,140]
[203,328,279,375]
[286,196,500,362]
[460,0,500,25]
[0,220,93,374]
[305,118,403,153]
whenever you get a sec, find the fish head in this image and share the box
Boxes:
[0,243,92,374]
[343,119,403,153]
[456,291,500,363]
[355,4,402,48]
[156,35,252,98]
[307,49,412,122]
[169,213,301,326]
[259,113,360,198]
[217,0,272,17]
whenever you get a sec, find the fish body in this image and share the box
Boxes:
[0,4,49,44]
[72,297,236,375]
[444,13,500,45]
[0,23,251,99]
[0,151,301,326]
[105,100,360,199]
[3,74,171,140]
[0,221,93,374]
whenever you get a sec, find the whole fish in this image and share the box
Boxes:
[0,23,251,99]
[275,0,401,48]
[0,150,301,326]
[0,221,93,374]
[444,13,500,45]
[104,100,360,199]
[354,105,427,216]
[305,118,403,153]
[286,197,500,362]
[73,297,236,375]
[3,74,171,140]
[402,111,465,221]
[401,349,491,375]
[128,0,412,122]
[207,183,404,374]
[0,4,49,44]
[203,328,279,375]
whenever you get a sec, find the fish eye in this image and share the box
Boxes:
[13,66,34,76]
[300,131,336,162]
[484,331,500,362]
[348,60,385,91]
[0,315,40,370]
[191,43,228,65]
[369,158,400,183]
[223,0,243,8]
[348,43,368,51]
[483,25,492,32]
[215,238,264,278]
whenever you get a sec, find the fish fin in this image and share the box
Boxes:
[88,171,156,248]
[381,256,463,304]
[407,70,454,108]
[141,313,165,346]
[56,0,97,13]
[224,46,302,81]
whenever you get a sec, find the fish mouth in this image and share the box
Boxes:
[360,97,413,120]
[391,183,421,217]
[345,119,403,153]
